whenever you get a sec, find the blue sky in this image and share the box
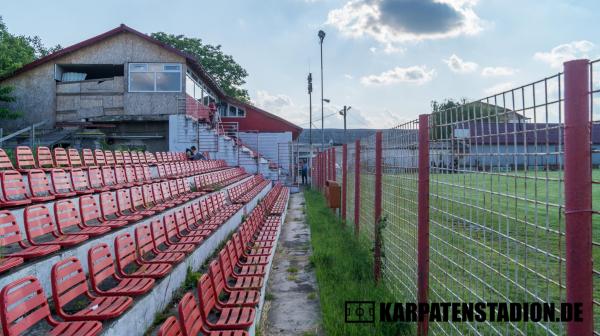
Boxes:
[1,0,599,128]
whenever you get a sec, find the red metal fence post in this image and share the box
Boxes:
[374,131,383,283]
[564,59,593,336]
[417,114,430,336]
[331,148,336,181]
[342,144,348,222]
[354,139,361,237]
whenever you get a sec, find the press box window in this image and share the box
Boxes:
[129,63,182,92]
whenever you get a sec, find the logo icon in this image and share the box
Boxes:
[345,301,375,323]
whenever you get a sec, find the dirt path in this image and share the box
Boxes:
[260,191,323,336]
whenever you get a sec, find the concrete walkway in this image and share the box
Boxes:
[259,190,323,336]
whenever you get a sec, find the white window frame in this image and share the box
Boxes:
[224,104,246,118]
[128,63,182,93]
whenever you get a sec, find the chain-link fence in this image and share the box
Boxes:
[311,58,599,335]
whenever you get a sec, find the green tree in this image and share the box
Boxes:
[151,32,250,102]
[0,85,20,120]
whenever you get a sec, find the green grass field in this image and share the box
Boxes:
[335,169,600,335]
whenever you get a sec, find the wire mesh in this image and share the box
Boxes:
[359,134,376,243]
[590,58,600,335]
[346,142,356,227]
[428,74,566,335]
[381,120,420,302]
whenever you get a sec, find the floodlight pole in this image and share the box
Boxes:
[318,30,326,151]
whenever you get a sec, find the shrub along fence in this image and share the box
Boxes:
[311,59,600,336]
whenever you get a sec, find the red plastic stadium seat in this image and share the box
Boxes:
[15,146,36,172]
[54,199,110,237]
[36,146,55,171]
[130,186,156,217]
[135,224,185,264]
[130,151,140,165]
[0,149,15,171]
[50,168,77,198]
[114,233,172,279]
[196,273,255,329]
[163,212,203,246]
[0,170,32,207]
[219,247,264,289]
[88,166,111,192]
[222,244,265,277]
[114,165,133,188]
[105,150,116,166]
[51,257,133,321]
[94,149,107,166]
[116,189,144,221]
[125,165,142,186]
[83,148,96,167]
[123,151,132,166]
[145,151,157,164]
[204,264,259,309]
[0,210,60,260]
[88,243,155,296]
[53,147,71,169]
[70,167,94,194]
[26,169,54,202]
[0,276,102,336]
[178,292,249,336]
[149,217,195,254]
[157,316,184,336]
[142,183,168,212]
[101,166,120,189]
[68,148,84,169]
[0,255,23,273]
[24,204,88,247]
[80,195,128,229]
[100,191,139,223]
[114,150,124,166]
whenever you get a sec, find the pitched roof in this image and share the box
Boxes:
[0,24,225,97]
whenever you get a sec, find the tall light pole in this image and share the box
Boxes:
[318,30,326,151]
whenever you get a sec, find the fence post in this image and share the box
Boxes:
[331,147,336,181]
[354,139,361,237]
[342,144,347,222]
[417,114,430,336]
[564,59,592,336]
[374,131,383,283]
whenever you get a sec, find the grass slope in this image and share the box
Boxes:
[304,189,412,336]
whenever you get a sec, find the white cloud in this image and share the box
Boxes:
[326,0,482,51]
[533,41,596,68]
[481,66,518,76]
[252,90,305,125]
[360,65,435,86]
[483,82,514,96]
[344,74,353,79]
[443,54,478,73]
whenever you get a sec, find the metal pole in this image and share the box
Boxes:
[30,124,35,147]
[417,114,430,336]
[331,147,336,181]
[564,59,592,336]
[342,144,347,222]
[374,131,383,283]
[308,73,313,147]
[0,128,3,148]
[319,32,325,151]
[343,106,347,143]
[354,139,360,237]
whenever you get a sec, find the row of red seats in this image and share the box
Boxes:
[0,146,187,173]
[0,177,206,273]
[229,176,271,204]
[157,186,286,336]
[268,184,289,215]
[0,161,227,209]
[0,190,246,336]
[194,167,250,191]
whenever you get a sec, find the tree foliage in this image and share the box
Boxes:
[151,32,250,102]
[0,16,62,120]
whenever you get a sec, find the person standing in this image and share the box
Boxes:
[301,160,308,185]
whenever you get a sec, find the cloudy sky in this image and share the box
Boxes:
[1,0,599,128]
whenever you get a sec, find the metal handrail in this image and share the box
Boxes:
[0,121,47,144]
